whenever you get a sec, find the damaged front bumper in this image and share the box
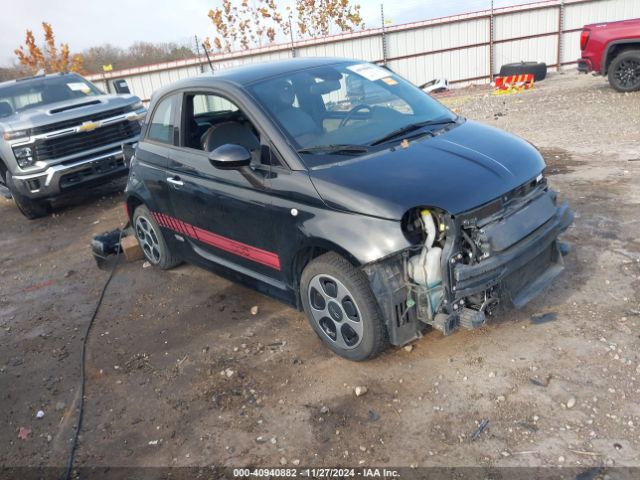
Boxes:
[364,187,574,346]
[452,199,573,307]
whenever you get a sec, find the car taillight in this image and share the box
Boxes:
[580,30,590,50]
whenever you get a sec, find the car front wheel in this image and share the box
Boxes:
[300,252,389,361]
[608,50,640,92]
[133,205,181,270]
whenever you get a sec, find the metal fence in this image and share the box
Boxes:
[87,0,640,102]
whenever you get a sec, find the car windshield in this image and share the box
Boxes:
[0,74,102,117]
[248,62,456,167]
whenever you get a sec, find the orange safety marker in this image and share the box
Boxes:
[493,73,535,94]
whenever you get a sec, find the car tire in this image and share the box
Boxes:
[0,169,12,199]
[300,252,389,361]
[499,61,547,81]
[5,171,51,219]
[132,205,181,270]
[608,50,640,92]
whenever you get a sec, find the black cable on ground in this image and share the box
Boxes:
[63,227,127,480]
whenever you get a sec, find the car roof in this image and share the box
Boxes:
[151,57,358,100]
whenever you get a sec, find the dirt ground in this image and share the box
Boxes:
[1,71,639,476]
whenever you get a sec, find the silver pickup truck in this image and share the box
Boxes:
[0,72,145,218]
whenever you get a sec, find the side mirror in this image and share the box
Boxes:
[208,144,252,170]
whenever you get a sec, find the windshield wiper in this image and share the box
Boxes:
[369,118,457,146]
[297,144,370,155]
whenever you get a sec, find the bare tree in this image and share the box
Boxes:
[81,44,125,74]
[81,41,195,74]
[0,66,22,82]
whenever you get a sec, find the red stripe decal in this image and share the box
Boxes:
[152,211,280,271]
[193,225,281,270]
[171,217,181,233]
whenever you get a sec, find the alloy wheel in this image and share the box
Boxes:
[614,59,640,89]
[135,216,162,264]
[307,274,363,350]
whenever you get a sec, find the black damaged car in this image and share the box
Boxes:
[124,58,573,360]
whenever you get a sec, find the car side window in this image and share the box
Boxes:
[181,92,282,167]
[193,94,238,116]
[147,95,175,144]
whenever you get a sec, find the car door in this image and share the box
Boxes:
[260,147,329,286]
[164,90,288,290]
[133,93,179,247]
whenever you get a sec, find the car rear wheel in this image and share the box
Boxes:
[5,171,51,219]
[300,252,389,361]
[608,50,640,92]
[133,205,181,270]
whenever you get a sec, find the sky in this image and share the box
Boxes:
[0,0,536,67]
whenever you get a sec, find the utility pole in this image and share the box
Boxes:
[557,0,565,71]
[489,0,495,82]
[194,35,205,74]
[380,4,388,66]
[289,15,296,58]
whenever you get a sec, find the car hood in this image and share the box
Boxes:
[308,119,546,220]
[0,94,140,132]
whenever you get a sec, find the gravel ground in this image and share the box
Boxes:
[1,70,639,477]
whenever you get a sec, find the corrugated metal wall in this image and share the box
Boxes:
[387,17,491,85]
[494,7,558,71]
[88,0,640,102]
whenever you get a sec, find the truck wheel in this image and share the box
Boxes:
[300,252,389,361]
[132,205,181,269]
[499,61,547,81]
[0,169,12,199]
[5,171,51,219]
[608,50,640,92]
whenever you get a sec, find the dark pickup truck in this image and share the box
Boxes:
[578,18,640,92]
[0,72,145,218]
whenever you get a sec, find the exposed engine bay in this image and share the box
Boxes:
[364,174,574,346]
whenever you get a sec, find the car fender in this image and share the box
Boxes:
[124,165,160,220]
[285,210,412,280]
[602,38,640,74]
